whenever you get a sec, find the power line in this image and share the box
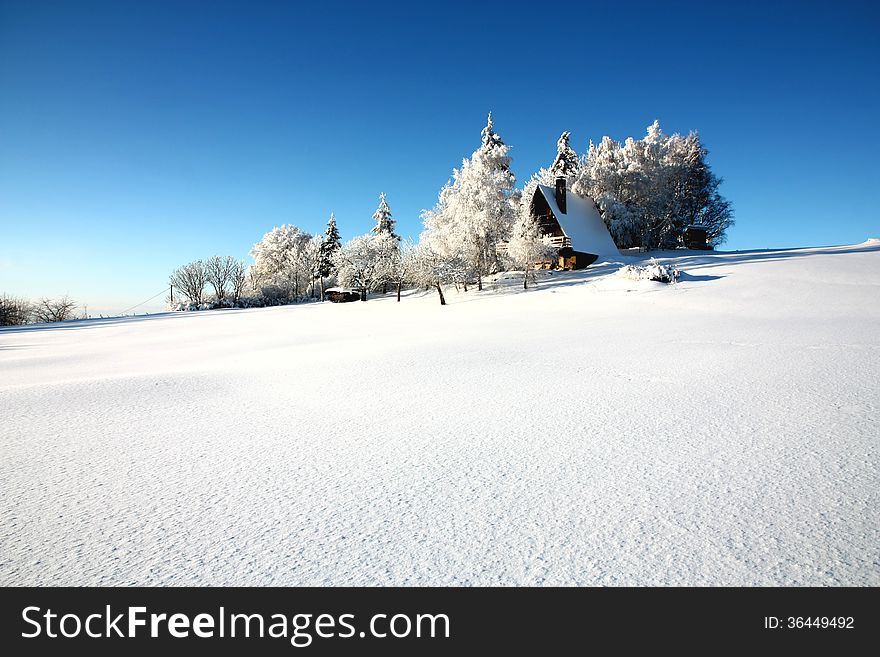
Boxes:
[117,287,169,316]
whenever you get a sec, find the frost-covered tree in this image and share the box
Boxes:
[333,233,396,301]
[385,238,417,302]
[549,131,579,178]
[323,213,342,259]
[421,112,518,290]
[205,255,236,305]
[508,199,558,289]
[316,213,342,301]
[170,259,208,306]
[0,294,32,326]
[573,120,733,250]
[371,193,399,240]
[371,193,400,293]
[250,224,313,301]
[229,260,248,306]
[303,234,325,299]
[409,239,468,306]
[522,130,581,197]
[32,296,77,323]
[573,135,638,247]
[662,131,733,247]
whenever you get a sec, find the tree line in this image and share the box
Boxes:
[172,114,733,307]
[1,116,734,325]
[544,122,734,249]
[0,295,80,326]
[168,115,733,308]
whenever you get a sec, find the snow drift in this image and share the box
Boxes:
[1,243,878,586]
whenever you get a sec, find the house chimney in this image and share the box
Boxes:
[555,176,567,214]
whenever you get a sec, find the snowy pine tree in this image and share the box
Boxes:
[479,112,510,169]
[371,192,399,240]
[421,112,518,290]
[316,213,342,301]
[319,213,341,274]
[518,130,583,247]
[371,193,400,293]
[549,131,579,178]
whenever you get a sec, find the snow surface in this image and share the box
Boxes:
[1,243,878,586]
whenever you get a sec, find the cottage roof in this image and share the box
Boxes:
[536,184,619,257]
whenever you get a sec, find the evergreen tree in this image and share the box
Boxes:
[549,131,579,178]
[319,213,342,276]
[371,192,399,240]
[519,131,582,225]
[479,111,511,170]
[371,193,399,292]
[317,213,342,301]
[421,112,518,290]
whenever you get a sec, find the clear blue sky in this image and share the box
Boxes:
[1,0,878,314]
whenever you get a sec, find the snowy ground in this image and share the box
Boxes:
[1,242,878,586]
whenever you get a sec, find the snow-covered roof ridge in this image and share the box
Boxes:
[536,184,620,257]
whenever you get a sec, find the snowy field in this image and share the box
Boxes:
[1,242,878,586]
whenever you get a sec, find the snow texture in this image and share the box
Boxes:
[1,243,878,586]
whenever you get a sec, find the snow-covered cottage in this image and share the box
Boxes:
[525,177,619,269]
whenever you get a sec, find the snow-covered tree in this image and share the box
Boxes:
[421,112,518,290]
[170,259,208,306]
[662,131,733,247]
[322,213,342,262]
[316,213,342,301]
[229,260,248,306]
[384,238,416,302]
[249,224,313,301]
[408,239,468,306]
[205,255,236,305]
[371,193,400,292]
[371,193,399,240]
[573,120,733,250]
[303,234,325,299]
[522,130,581,197]
[32,296,78,323]
[333,233,395,301]
[549,131,579,178]
[0,294,32,326]
[507,200,558,289]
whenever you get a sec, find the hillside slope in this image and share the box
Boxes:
[1,242,878,585]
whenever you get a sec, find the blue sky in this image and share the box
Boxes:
[1,0,878,314]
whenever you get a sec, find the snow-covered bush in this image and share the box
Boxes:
[171,301,201,312]
[616,258,680,283]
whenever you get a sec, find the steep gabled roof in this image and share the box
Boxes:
[536,185,619,257]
